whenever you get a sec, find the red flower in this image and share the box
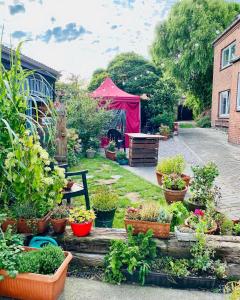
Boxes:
[194,209,204,217]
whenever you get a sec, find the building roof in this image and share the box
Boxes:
[1,45,60,80]
[91,77,140,101]
[213,14,240,46]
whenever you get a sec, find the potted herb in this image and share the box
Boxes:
[68,207,96,237]
[185,209,217,234]
[159,125,171,140]
[124,202,172,238]
[92,186,118,228]
[105,141,116,161]
[116,151,128,165]
[156,155,190,186]
[185,162,219,211]
[163,174,187,204]
[86,147,96,159]
[51,206,69,234]
[220,218,234,235]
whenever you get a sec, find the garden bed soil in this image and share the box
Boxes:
[0,248,72,300]
[122,269,222,290]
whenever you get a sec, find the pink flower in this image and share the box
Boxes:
[194,209,204,217]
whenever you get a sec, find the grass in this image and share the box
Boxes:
[179,123,195,128]
[70,155,165,228]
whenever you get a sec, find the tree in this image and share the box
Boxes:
[88,68,109,92]
[151,0,240,112]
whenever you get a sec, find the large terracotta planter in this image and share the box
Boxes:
[164,187,187,204]
[51,218,67,234]
[1,219,17,232]
[105,150,116,161]
[0,248,72,300]
[124,219,170,238]
[156,171,163,185]
[17,213,51,234]
[70,221,93,237]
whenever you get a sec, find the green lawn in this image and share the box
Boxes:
[179,122,195,128]
[70,155,165,228]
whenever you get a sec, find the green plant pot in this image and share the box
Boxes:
[117,159,128,165]
[94,208,116,228]
[184,198,206,212]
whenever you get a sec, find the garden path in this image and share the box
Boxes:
[124,128,240,219]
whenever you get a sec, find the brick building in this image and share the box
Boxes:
[212,15,240,144]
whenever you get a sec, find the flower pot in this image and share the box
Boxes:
[163,187,187,204]
[184,198,206,212]
[124,219,170,238]
[65,180,74,191]
[117,159,128,166]
[17,213,50,234]
[86,149,96,159]
[0,248,72,300]
[181,174,191,186]
[51,218,67,234]
[1,219,17,232]
[185,218,218,235]
[174,226,197,242]
[94,208,116,228]
[105,149,116,161]
[70,221,93,237]
[156,171,163,185]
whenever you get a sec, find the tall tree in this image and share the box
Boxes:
[151,0,240,111]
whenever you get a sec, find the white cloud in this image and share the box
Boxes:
[1,0,177,81]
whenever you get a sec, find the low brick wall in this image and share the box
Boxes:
[56,227,240,279]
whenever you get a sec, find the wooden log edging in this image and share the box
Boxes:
[56,227,240,278]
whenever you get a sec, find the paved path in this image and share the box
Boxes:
[124,128,240,218]
[60,277,225,300]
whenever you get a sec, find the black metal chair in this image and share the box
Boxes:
[59,164,90,209]
[107,129,126,152]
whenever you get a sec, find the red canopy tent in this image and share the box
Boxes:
[91,77,141,147]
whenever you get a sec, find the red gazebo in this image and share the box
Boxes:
[91,77,141,147]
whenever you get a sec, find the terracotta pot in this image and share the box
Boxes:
[164,187,188,204]
[105,150,116,161]
[181,174,191,186]
[51,218,67,234]
[156,171,163,185]
[0,247,72,300]
[185,218,218,235]
[17,213,50,234]
[1,219,17,232]
[124,219,170,239]
[70,221,93,237]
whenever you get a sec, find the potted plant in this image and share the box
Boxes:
[155,155,190,186]
[124,202,172,238]
[0,208,17,233]
[185,162,219,211]
[162,174,187,204]
[116,151,128,165]
[86,147,96,159]
[185,209,217,235]
[69,207,96,237]
[51,206,69,234]
[92,186,118,228]
[159,125,171,140]
[105,141,116,161]
[64,178,74,191]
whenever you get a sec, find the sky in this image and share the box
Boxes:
[1,0,239,81]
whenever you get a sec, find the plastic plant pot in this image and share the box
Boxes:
[94,208,116,228]
[70,221,93,237]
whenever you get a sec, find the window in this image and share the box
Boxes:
[237,73,240,111]
[219,91,230,117]
[222,42,236,68]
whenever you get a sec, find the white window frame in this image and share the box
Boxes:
[237,73,240,111]
[219,90,230,118]
[221,42,236,69]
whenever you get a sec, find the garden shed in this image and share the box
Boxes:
[91,77,141,146]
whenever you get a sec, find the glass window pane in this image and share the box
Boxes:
[223,48,229,67]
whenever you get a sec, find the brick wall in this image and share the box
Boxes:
[211,22,240,144]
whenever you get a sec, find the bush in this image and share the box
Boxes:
[169,202,189,231]
[92,186,118,211]
[196,116,211,128]
[156,155,185,175]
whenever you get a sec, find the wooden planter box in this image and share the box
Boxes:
[124,219,170,238]
[123,270,219,290]
[0,248,72,300]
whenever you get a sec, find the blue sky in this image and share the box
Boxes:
[1,0,239,81]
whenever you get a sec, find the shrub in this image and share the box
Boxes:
[156,154,185,175]
[106,141,116,152]
[116,151,127,160]
[159,125,171,136]
[169,202,189,231]
[17,251,41,274]
[220,218,233,235]
[39,245,65,275]
[92,186,119,211]
[163,174,186,191]
[196,116,211,128]
[67,128,81,167]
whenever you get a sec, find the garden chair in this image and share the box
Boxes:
[107,128,126,152]
[59,164,90,210]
